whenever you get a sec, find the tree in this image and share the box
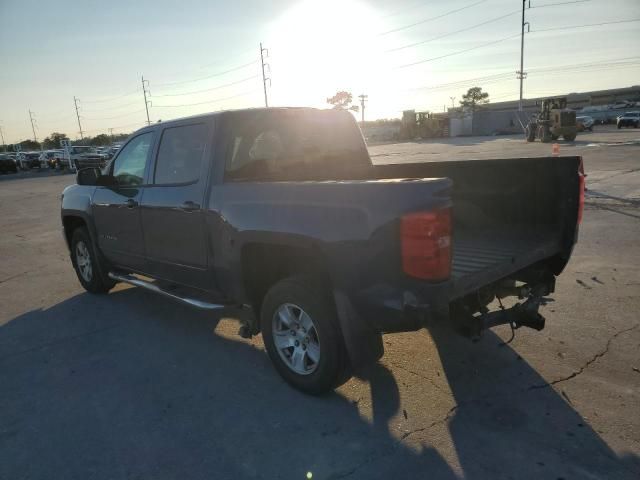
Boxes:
[459,87,489,111]
[19,139,40,150]
[90,134,111,146]
[43,132,70,149]
[326,91,359,112]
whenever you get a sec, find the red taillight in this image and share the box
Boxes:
[578,173,585,224]
[401,208,451,281]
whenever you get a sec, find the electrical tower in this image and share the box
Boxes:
[358,94,368,124]
[142,76,151,125]
[450,96,456,109]
[260,43,271,108]
[0,125,6,150]
[73,97,84,140]
[28,110,38,143]
[518,0,530,111]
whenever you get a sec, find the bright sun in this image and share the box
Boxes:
[266,0,386,109]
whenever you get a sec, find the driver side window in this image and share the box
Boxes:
[113,132,154,186]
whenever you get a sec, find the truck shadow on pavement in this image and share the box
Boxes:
[1,288,638,479]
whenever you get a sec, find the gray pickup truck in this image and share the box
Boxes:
[61,108,584,394]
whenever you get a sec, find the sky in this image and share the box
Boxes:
[0,0,639,143]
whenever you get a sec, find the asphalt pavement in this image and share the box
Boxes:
[1,126,639,479]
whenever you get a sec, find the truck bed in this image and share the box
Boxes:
[367,156,581,294]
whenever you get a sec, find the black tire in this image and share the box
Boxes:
[551,134,559,141]
[260,275,351,395]
[540,127,552,143]
[70,227,116,294]
[617,124,621,129]
[525,125,535,142]
[563,133,577,141]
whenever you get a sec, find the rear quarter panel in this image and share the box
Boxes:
[207,178,451,301]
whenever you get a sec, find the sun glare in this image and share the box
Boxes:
[267,0,386,109]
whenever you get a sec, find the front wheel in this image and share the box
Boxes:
[70,227,116,294]
[563,133,577,141]
[260,275,351,395]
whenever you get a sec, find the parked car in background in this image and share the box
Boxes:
[0,153,19,174]
[19,151,42,169]
[617,111,640,128]
[576,116,594,132]
[40,150,64,169]
[64,146,109,171]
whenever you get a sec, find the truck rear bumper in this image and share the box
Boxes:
[347,252,560,335]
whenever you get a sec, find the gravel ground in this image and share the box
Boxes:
[1,126,638,479]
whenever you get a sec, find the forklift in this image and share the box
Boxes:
[526,97,577,143]
[399,110,447,140]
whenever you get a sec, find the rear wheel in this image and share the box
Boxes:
[540,126,552,143]
[260,275,351,395]
[70,227,116,294]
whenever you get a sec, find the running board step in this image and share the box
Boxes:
[108,272,230,311]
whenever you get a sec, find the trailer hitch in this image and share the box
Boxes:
[452,286,549,341]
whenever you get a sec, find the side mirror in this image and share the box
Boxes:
[77,167,114,186]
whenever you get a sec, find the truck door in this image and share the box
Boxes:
[139,121,213,291]
[92,131,155,272]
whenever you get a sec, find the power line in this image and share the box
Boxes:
[79,100,142,113]
[393,56,640,95]
[531,18,640,33]
[152,75,258,97]
[529,0,591,9]
[378,0,489,36]
[153,89,261,108]
[385,10,520,53]
[153,60,258,88]
[83,120,148,134]
[80,87,140,104]
[393,13,630,71]
[83,108,148,121]
[396,32,522,69]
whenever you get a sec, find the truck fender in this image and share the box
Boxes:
[333,290,384,371]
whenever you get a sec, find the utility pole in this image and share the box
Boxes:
[108,128,114,142]
[73,97,84,140]
[450,96,456,109]
[358,94,368,124]
[0,125,5,151]
[517,0,530,111]
[142,75,151,125]
[28,110,38,143]
[260,43,270,107]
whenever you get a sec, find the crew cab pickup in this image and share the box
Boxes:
[61,108,584,394]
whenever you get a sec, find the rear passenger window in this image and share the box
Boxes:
[154,123,208,185]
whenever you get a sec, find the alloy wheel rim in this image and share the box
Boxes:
[272,303,321,375]
[75,241,92,282]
